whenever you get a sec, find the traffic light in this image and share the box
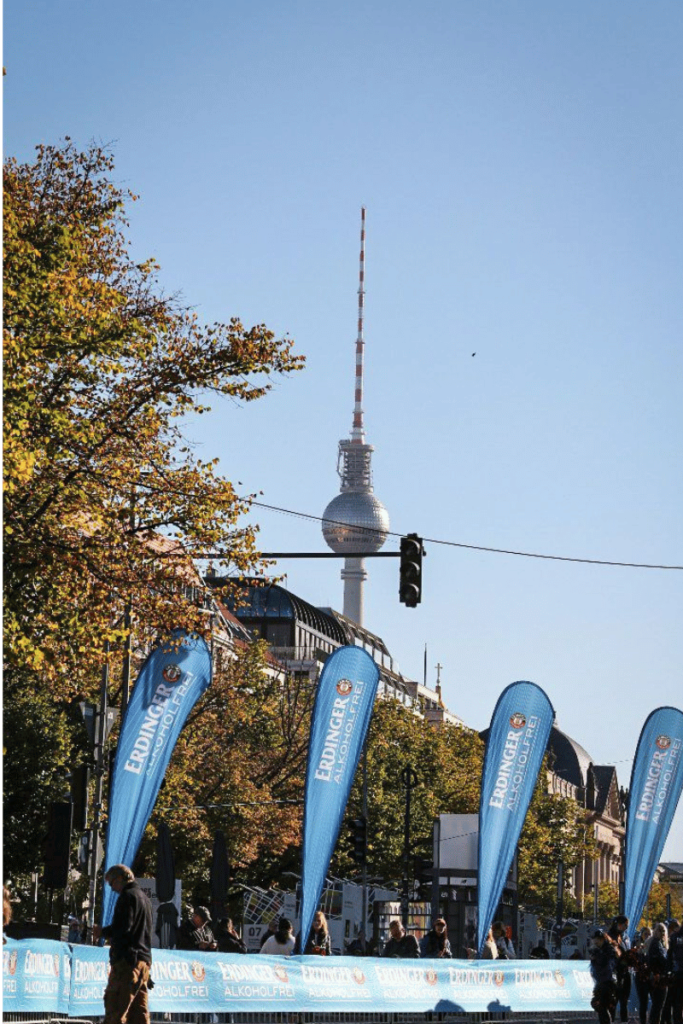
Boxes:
[349,817,367,865]
[70,763,90,832]
[399,534,423,607]
[413,855,433,900]
[41,802,73,890]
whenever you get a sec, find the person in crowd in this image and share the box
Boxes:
[93,864,153,1024]
[214,916,247,954]
[345,931,366,956]
[589,929,620,1024]
[421,918,452,959]
[609,915,632,1023]
[67,915,83,944]
[179,906,217,952]
[646,922,670,1024]
[259,918,278,949]
[662,919,681,1024]
[382,919,420,959]
[260,917,295,957]
[492,920,516,959]
[530,939,550,959]
[467,928,499,960]
[632,927,653,1024]
[3,886,12,943]
[304,910,332,955]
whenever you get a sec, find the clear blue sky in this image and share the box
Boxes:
[5,1,682,860]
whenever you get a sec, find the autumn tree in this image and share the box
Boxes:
[333,700,484,884]
[516,767,597,918]
[136,640,315,902]
[3,140,303,881]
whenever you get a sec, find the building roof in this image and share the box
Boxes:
[547,725,594,790]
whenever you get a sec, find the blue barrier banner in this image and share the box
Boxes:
[477,681,555,954]
[2,940,598,1015]
[2,938,71,1014]
[103,631,212,924]
[624,705,683,939]
[300,646,379,952]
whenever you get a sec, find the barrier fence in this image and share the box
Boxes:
[3,938,597,1020]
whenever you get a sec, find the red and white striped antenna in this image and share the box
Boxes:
[351,206,366,442]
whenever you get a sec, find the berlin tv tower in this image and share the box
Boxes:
[321,208,390,625]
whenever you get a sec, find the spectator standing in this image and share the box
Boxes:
[646,922,670,1024]
[214,917,246,954]
[304,910,332,955]
[259,918,278,949]
[421,919,452,959]
[179,907,217,952]
[666,919,682,1024]
[93,864,153,1024]
[530,940,550,960]
[589,929,620,1024]
[492,921,516,959]
[67,915,83,944]
[632,927,652,1024]
[260,917,295,957]
[382,919,420,959]
[467,929,499,960]
[609,915,632,1023]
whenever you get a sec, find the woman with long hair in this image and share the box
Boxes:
[645,922,669,1024]
[305,910,332,955]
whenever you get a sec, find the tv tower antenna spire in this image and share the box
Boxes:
[351,205,367,443]
[321,208,390,625]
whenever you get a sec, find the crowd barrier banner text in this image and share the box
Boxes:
[2,939,596,1016]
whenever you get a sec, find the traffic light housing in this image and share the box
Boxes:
[399,534,423,607]
[70,763,90,832]
[41,802,73,890]
[413,855,433,900]
[350,816,367,865]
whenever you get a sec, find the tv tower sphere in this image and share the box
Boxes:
[322,490,390,555]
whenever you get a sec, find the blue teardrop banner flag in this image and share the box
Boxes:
[623,706,683,940]
[300,646,380,952]
[103,631,212,925]
[477,680,555,954]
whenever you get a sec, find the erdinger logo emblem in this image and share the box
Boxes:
[191,962,205,982]
[509,712,526,730]
[53,954,60,975]
[8,950,18,975]
[336,678,353,696]
[426,969,438,986]
[493,971,504,987]
[554,971,566,986]
[163,664,182,684]
[274,964,289,983]
[352,967,366,985]
[656,735,671,750]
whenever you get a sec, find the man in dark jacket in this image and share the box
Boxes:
[93,864,153,1024]
[382,919,420,959]
[178,906,218,951]
[214,917,247,954]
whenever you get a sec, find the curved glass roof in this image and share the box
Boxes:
[223,580,348,646]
